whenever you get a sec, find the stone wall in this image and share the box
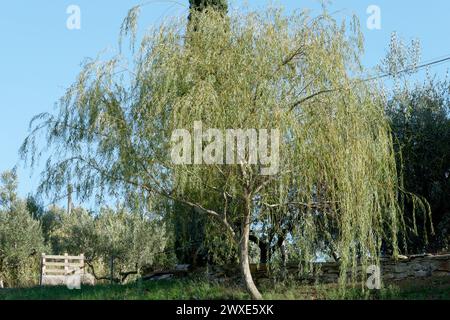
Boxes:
[379,254,449,281]
[203,253,450,284]
[309,254,450,284]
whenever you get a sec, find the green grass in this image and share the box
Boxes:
[0,279,248,300]
[0,277,448,300]
[261,277,450,300]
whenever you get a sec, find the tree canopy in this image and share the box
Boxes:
[0,171,46,287]
[20,7,426,299]
[388,78,450,252]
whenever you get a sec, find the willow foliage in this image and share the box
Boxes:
[21,8,421,295]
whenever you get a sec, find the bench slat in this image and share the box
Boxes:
[43,270,69,275]
[44,255,84,260]
[44,262,84,267]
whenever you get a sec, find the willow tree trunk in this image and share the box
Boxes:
[240,195,263,300]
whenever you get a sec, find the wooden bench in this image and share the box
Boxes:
[40,253,94,286]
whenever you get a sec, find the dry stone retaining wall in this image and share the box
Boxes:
[311,254,450,283]
[203,254,450,284]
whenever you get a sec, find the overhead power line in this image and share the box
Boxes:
[364,55,450,82]
[289,54,450,111]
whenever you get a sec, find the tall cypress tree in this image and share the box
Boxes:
[173,0,230,267]
[189,0,228,14]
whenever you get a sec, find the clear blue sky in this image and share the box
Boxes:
[1,0,450,205]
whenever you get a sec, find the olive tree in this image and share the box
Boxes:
[95,207,172,282]
[379,33,439,253]
[0,171,46,287]
[22,8,414,299]
[388,80,450,252]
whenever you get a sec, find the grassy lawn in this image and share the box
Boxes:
[0,277,448,300]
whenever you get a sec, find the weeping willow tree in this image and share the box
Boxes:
[21,7,422,299]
